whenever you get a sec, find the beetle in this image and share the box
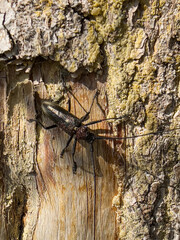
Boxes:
[28,90,179,240]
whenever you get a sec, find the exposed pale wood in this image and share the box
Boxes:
[32,79,120,240]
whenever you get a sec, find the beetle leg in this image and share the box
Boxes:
[60,134,74,157]
[72,138,77,174]
[85,116,126,126]
[28,119,57,129]
[67,97,71,112]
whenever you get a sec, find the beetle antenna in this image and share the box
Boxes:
[61,75,88,113]
[67,89,88,113]
[94,127,180,140]
[88,90,99,114]
[80,91,99,122]
[90,142,96,240]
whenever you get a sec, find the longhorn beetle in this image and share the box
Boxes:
[28,90,180,240]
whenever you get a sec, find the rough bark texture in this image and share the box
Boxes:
[0,0,179,240]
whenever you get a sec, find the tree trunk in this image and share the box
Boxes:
[0,0,179,240]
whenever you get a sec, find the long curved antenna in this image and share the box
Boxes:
[61,74,88,113]
[90,142,96,240]
[94,127,180,140]
[67,89,88,113]
[80,91,99,123]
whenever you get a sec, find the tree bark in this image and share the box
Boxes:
[0,0,179,240]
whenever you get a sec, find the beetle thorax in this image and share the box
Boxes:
[75,126,94,143]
